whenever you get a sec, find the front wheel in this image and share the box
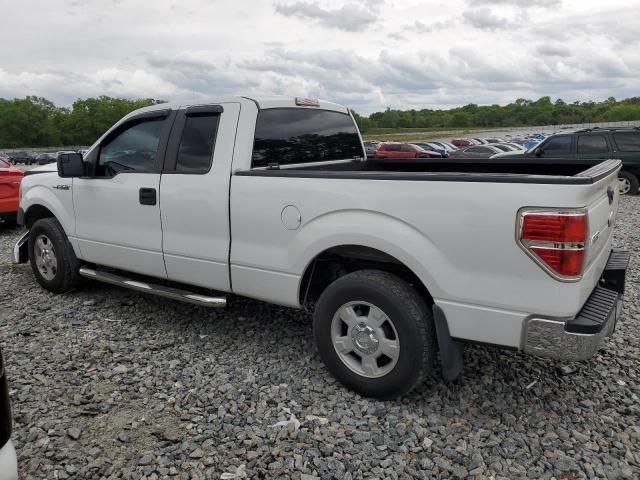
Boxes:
[29,218,81,293]
[314,270,436,399]
[618,171,639,196]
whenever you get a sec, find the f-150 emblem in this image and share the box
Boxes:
[53,185,70,190]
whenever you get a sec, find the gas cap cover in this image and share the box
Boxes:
[281,205,302,230]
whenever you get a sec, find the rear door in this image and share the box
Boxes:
[400,144,416,158]
[159,103,240,291]
[575,134,612,161]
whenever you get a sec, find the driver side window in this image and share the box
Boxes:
[97,118,166,177]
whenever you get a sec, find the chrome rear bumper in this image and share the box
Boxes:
[523,249,630,361]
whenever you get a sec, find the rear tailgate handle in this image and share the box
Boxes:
[139,188,157,205]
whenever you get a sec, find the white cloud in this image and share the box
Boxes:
[468,0,561,7]
[274,1,380,32]
[462,8,513,30]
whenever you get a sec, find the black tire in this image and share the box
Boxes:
[29,218,81,293]
[618,171,639,196]
[314,270,436,399]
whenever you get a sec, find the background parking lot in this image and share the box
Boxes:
[0,199,639,479]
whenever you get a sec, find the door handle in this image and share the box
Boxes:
[139,188,157,205]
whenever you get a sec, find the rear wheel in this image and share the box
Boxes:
[29,218,81,293]
[618,171,639,195]
[314,270,436,399]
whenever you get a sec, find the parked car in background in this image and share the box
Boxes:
[363,141,380,158]
[56,150,78,160]
[472,138,488,145]
[505,142,526,151]
[491,144,519,152]
[0,349,18,480]
[375,143,441,159]
[36,153,56,165]
[485,138,504,144]
[450,145,504,158]
[491,145,512,153]
[0,156,24,225]
[451,138,473,147]
[413,142,448,158]
[496,128,640,195]
[9,151,36,165]
[429,141,456,153]
[523,139,543,150]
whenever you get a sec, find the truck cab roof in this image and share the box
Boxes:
[126,95,349,119]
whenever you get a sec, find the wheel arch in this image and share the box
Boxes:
[24,204,56,229]
[298,244,435,308]
[21,187,80,259]
[21,185,75,235]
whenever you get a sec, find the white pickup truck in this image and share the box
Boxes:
[13,96,630,399]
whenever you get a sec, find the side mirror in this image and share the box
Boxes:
[534,147,543,157]
[57,153,84,178]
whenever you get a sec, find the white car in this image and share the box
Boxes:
[13,95,630,399]
[0,350,18,480]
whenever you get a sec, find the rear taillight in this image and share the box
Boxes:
[518,209,588,280]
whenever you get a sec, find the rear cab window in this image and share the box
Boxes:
[251,108,363,168]
[175,114,220,173]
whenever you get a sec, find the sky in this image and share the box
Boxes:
[0,0,639,114]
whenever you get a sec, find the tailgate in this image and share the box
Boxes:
[582,161,621,267]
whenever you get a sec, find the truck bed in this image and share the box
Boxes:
[237,158,620,185]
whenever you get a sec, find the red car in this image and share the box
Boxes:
[374,143,441,159]
[0,156,24,225]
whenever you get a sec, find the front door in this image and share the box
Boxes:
[536,134,574,160]
[73,111,175,279]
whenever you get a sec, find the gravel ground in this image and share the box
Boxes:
[0,198,639,480]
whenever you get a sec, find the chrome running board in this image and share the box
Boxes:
[78,267,227,308]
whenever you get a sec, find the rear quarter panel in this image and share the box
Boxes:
[230,172,618,331]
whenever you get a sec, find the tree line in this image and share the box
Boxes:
[353,96,640,133]
[0,96,163,149]
[1,95,640,148]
